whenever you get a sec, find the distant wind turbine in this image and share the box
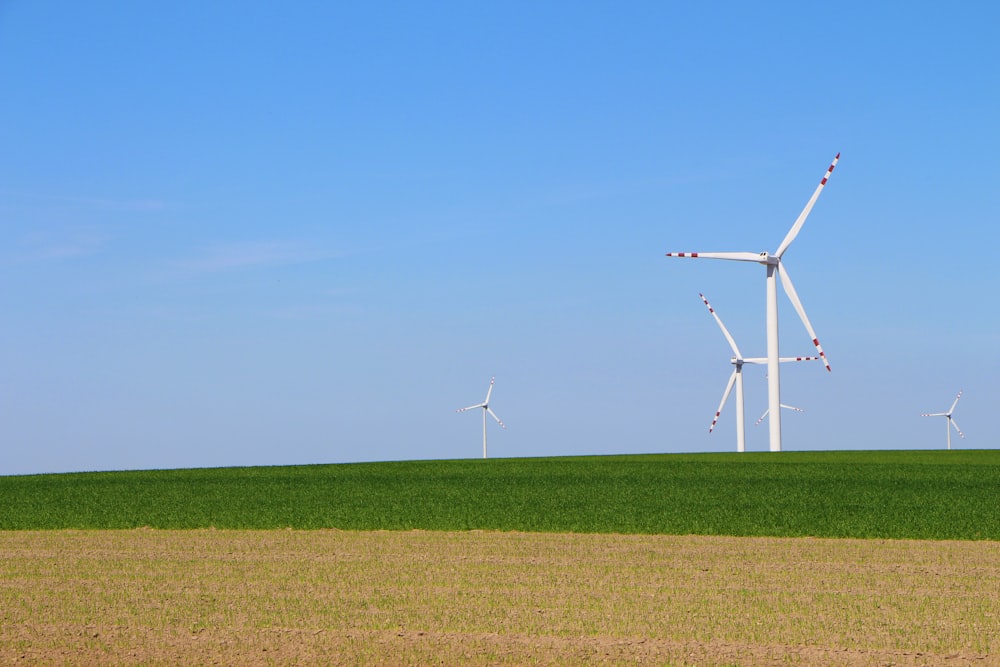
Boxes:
[755,404,805,426]
[699,293,818,452]
[754,372,808,426]
[921,390,965,450]
[457,376,506,458]
[668,154,839,452]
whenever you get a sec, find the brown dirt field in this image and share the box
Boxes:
[0,530,997,666]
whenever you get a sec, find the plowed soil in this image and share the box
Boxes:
[1,530,997,665]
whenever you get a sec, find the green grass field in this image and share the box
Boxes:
[2,450,998,539]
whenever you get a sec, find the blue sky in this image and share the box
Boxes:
[2,2,998,474]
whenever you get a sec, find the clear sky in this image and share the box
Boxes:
[2,2,998,475]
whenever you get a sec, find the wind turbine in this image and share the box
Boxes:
[700,292,818,452]
[921,390,965,450]
[457,376,506,458]
[754,372,808,426]
[755,404,805,426]
[668,154,839,452]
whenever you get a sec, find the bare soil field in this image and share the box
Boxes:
[1,530,997,666]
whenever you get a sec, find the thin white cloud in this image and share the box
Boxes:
[36,243,102,259]
[170,241,340,275]
[12,228,111,262]
[267,302,362,320]
[0,189,167,211]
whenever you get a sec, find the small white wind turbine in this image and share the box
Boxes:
[921,390,965,450]
[700,293,818,452]
[668,154,839,452]
[755,404,805,426]
[457,376,506,458]
[754,371,807,426]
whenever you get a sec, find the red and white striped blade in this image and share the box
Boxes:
[745,356,820,363]
[699,293,743,359]
[777,264,830,371]
[948,390,963,415]
[755,409,769,426]
[457,402,485,413]
[487,407,506,429]
[709,369,738,433]
[775,153,840,259]
[666,251,763,262]
[950,417,965,438]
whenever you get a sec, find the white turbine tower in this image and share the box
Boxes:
[700,293,818,452]
[668,154,839,452]
[457,376,506,458]
[921,390,965,450]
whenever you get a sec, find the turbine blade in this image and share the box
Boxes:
[486,407,506,429]
[699,293,743,358]
[457,403,485,413]
[709,369,738,433]
[777,264,831,371]
[755,409,769,426]
[950,418,965,438]
[666,251,764,262]
[744,356,820,363]
[484,376,495,404]
[921,412,946,417]
[948,390,963,415]
[775,153,840,258]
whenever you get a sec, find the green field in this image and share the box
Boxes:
[2,450,998,539]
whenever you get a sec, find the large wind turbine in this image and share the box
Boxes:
[700,292,818,452]
[457,376,506,458]
[921,390,965,450]
[668,154,839,452]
